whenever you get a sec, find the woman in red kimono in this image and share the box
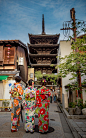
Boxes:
[36,79,51,133]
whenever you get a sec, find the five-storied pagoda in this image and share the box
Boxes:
[28,15,60,87]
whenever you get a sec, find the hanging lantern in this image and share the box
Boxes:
[8,47,10,50]
[7,51,10,55]
[7,56,9,58]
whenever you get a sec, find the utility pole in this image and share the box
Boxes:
[70,8,82,98]
[70,8,76,41]
[61,8,82,99]
[61,8,76,40]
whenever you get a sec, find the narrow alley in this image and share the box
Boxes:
[0,102,75,138]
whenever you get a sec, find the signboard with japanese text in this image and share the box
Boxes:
[18,57,24,65]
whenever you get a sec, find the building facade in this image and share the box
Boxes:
[0,40,29,100]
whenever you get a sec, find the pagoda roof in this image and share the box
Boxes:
[29,33,60,37]
[28,43,59,48]
[28,33,60,44]
[30,64,57,67]
[28,14,60,44]
[29,53,57,57]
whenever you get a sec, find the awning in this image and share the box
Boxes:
[0,75,8,80]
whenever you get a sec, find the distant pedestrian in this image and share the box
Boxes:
[50,89,53,103]
[36,79,51,133]
[22,79,36,133]
[54,93,57,103]
[9,76,24,132]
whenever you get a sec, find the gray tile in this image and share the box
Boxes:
[78,131,86,137]
[75,127,82,132]
[64,133,74,138]
[81,128,86,132]
[76,122,86,127]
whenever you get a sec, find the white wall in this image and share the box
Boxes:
[0,82,4,108]
[0,81,4,99]
[82,88,86,104]
[4,80,15,99]
[58,40,74,108]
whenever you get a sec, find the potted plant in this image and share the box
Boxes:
[68,102,76,115]
[82,101,86,115]
[2,100,10,111]
[77,99,83,109]
[73,99,83,115]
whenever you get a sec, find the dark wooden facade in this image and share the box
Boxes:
[28,15,60,76]
[0,40,29,83]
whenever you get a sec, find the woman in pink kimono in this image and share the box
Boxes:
[36,79,51,133]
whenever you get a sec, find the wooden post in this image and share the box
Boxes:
[60,87,62,103]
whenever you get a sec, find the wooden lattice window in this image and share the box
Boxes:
[37,58,41,64]
[42,58,46,64]
[38,48,42,54]
[4,47,15,64]
[47,58,51,64]
[43,48,46,54]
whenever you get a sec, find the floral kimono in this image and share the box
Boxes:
[10,83,24,132]
[36,87,51,133]
[22,86,36,132]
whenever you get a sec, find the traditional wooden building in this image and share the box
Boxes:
[28,15,60,87]
[0,40,29,100]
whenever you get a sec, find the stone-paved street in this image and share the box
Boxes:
[0,102,74,138]
[68,119,86,138]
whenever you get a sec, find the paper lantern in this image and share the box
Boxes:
[7,51,10,55]
[7,56,9,58]
[8,47,10,50]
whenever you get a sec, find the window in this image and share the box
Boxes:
[4,47,15,64]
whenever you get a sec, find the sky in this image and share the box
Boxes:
[0,0,86,45]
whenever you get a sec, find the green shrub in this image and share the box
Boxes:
[77,99,83,109]
[69,102,76,108]
[83,101,86,109]
[2,100,10,107]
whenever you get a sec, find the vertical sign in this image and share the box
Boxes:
[18,57,24,65]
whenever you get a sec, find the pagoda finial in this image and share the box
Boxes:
[42,14,45,35]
